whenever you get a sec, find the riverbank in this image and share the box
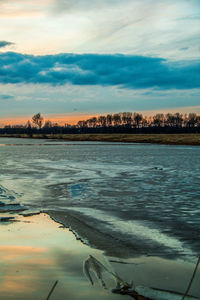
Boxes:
[0,213,200,300]
[0,133,200,145]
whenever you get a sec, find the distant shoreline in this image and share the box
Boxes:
[0,133,200,146]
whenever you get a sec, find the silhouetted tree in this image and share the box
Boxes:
[113,113,121,126]
[141,116,148,128]
[187,113,198,127]
[133,113,143,128]
[174,113,183,127]
[1,111,200,135]
[153,114,165,127]
[106,114,112,126]
[32,113,44,129]
[25,120,32,129]
[43,120,53,128]
[77,120,85,128]
[166,113,175,127]
[122,112,132,126]
[98,116,106,127]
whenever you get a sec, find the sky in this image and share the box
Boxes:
[0,0,200,125]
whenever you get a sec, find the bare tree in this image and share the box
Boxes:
[166,113,175,127]
[153,114,165,127]
[113,113,121,126]
[98,116,107,127]
[43,120,52,128]
[174,113,183,127]
[25,120,32,129]
[106,114,112,126]
[77,120,85,128]
[187,113,198,127]
[32,113,44,129]
[133,113,143,128]
[72,111,200,132]
[121,112,132,126]
[87,117,97,128]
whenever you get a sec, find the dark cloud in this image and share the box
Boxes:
[180,47,189,51]
[0,41,14,48]
[0,94,13,100]
[0,52,199,90]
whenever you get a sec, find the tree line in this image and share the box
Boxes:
[1,112,200,135]
[76,112,200,128]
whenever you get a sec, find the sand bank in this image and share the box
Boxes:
[1,133,200,146]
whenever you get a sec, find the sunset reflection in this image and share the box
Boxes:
[0,214,122,300]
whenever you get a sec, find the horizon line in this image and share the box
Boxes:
[1,106,200,127]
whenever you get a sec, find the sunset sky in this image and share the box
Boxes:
[0,0,200,126]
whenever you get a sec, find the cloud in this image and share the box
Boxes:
[0,1,199,61]
[0,94,13,100]
[0,52,199,90]
[0,41,14,48]
[52,0,128,13]
[180,47,189,51]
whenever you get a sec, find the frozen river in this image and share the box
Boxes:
[0,137,199,260]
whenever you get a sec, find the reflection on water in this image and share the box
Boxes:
[0,138,200,298]
[0,138,199,260]
[0,214,199,300]
[83,255,200,300]
[0,214,123,300]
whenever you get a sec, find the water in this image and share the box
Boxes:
[0,137,200,260]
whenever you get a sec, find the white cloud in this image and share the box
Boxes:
[0,0,199,60]
[0,0,200,120]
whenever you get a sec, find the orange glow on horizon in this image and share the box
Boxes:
[0,106,200,127]
[0,113,97,127]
